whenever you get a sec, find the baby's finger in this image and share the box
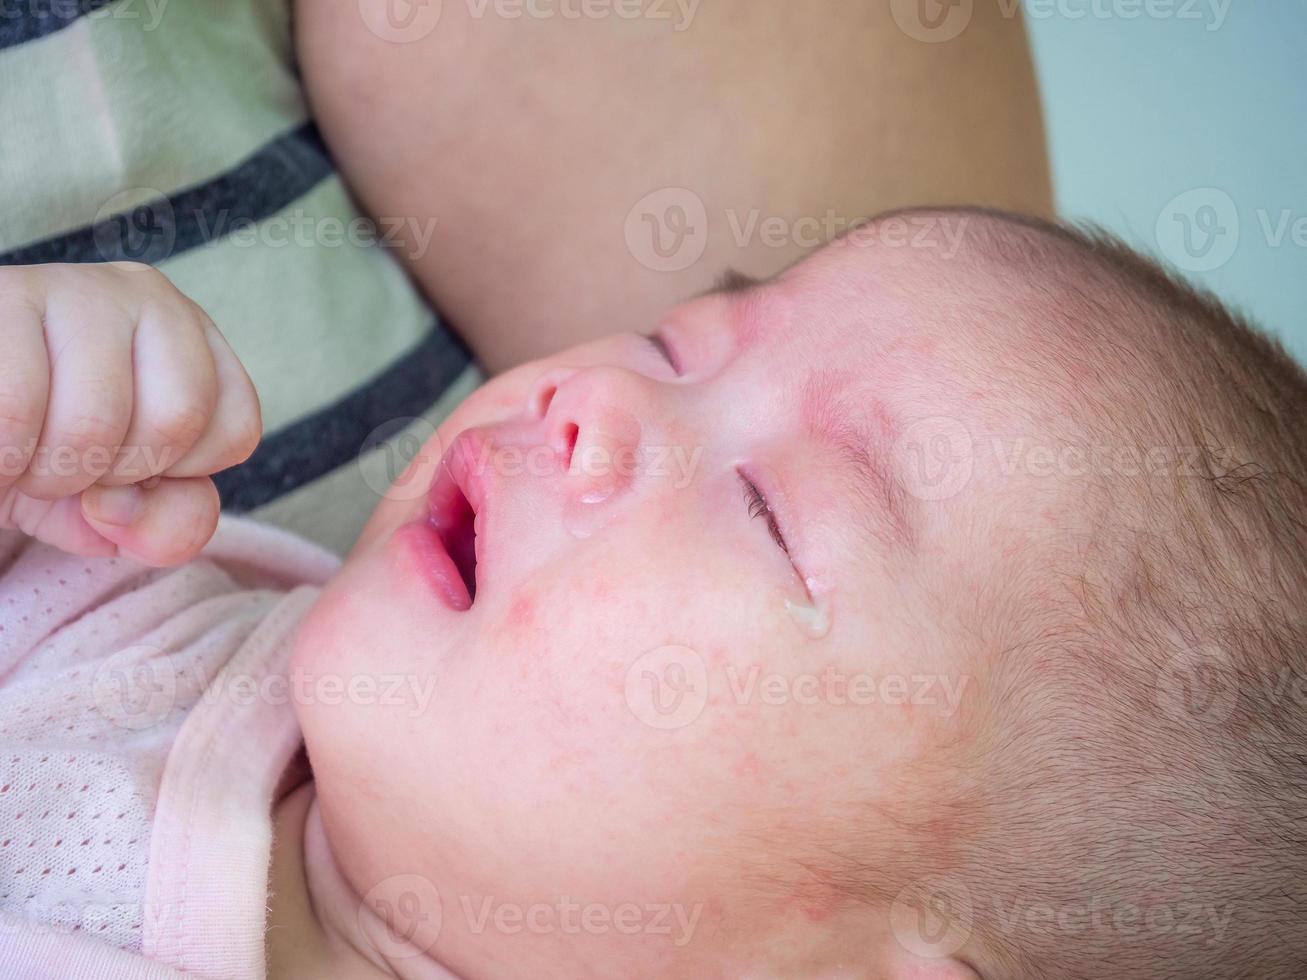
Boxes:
[0,488,117,558]
[0,305,50,493]
[97,306,218,485]
[82,476,221,567]
[163,323,261,478]
[17,317,134,500]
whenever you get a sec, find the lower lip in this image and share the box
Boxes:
[390,520,473,611]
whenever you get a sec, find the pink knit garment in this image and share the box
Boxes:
[0,517,341,980]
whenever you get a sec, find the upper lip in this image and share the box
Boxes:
[439,429,491,511]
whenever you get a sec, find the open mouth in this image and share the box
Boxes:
[422,431,488,609]
[430,478,478,602]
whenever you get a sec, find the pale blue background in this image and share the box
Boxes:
[1025,2,1306,362]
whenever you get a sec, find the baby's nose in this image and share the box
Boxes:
[568,410,643,496]
[532,365,647,491]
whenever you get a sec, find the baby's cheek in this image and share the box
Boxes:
[511,609,646,749]
[292,572,396,712]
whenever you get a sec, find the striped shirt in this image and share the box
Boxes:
[0,0,482,555]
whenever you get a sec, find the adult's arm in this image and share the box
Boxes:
[295,0,1051,372]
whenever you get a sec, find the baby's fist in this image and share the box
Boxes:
[0,262,261,566]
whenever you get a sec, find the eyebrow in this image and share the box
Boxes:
[702,267,764,298]
[800,376,917,550]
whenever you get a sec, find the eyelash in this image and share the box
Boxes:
[740,475,790,555]
[643,332,681,375]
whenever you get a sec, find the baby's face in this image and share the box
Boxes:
[294,232,1049,976]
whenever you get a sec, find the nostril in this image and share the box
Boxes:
[532,384,558,420]
[560,423,579,466]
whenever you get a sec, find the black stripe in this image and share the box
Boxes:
[0,0,114,51]
[0,122,334,266]
[214,326,475,513]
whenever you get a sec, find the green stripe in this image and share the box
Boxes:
[0,0,306,249]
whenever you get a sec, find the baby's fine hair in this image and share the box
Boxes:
[834,208,1307,980]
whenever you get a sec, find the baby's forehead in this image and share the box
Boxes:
[740,231,1108,492]
[749,219,1115,414]
[734,241,990,395]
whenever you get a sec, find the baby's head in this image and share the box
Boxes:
[291,208,1307,979]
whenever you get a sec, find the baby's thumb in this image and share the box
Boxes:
[82,476,221,567]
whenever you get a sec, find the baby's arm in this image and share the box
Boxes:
[0,263,261,566]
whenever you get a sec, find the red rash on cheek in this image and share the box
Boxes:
[731,751,767,784]
[508,593,537,630]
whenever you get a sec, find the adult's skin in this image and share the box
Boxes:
[295,0,1052,373]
